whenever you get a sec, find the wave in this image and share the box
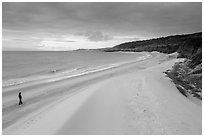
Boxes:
[3,54,152,88]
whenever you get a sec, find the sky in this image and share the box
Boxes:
[2,2,202,51]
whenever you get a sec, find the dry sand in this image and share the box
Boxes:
[2,52,202,135]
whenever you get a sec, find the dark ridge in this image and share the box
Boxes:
[102,32,202,101]
[102,32,202,68]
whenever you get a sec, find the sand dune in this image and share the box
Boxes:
[2,52,201,135]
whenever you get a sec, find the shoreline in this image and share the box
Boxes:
[3,51,149,89]
[3,52,202,135]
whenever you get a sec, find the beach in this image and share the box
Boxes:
[2,51,202,135]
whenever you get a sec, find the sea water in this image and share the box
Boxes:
[2,50,147,88]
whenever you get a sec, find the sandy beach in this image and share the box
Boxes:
[2,52,201,135]
[2,2,202,135]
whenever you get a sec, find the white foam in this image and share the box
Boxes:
[3,54,152,89]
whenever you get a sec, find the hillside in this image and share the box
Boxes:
[102,32,202,100]
[104,32,201,58]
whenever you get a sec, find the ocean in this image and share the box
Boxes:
[2,50,146,88]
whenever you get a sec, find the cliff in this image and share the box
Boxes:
[103,32,202,100]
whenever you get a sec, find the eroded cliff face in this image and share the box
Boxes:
[103,32,202,100]
[165,60,202,101]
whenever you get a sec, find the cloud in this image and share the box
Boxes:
[3,3,201,34]
[78,31,112,42]
[2,2,202,50]
[50,39,77,43]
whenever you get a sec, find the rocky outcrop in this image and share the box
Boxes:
[102,32,202,100]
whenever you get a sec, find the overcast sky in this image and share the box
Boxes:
[3,2,202,51]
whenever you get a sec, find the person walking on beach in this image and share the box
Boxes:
[18,92,23,105]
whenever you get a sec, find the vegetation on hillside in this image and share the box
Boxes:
[102,32,202,100]
[103,32,201,61]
